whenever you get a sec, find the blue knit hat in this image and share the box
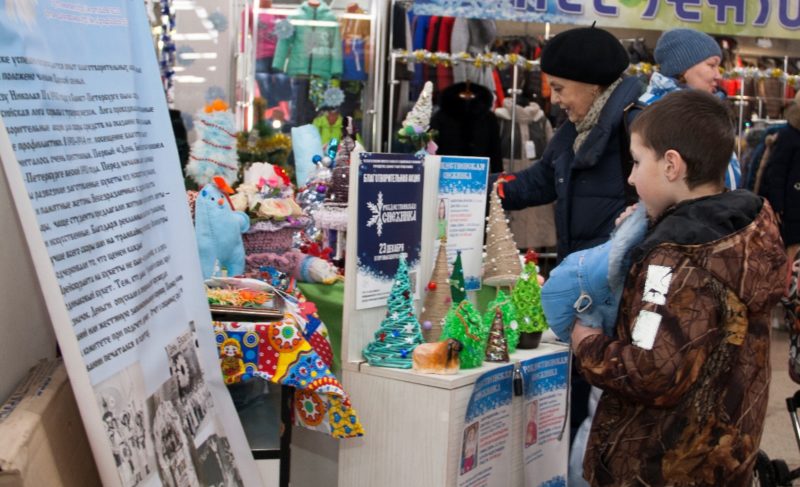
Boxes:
[655,29,722,78]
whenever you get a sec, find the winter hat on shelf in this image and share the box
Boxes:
[541,204,648,342]
[540,26,629,86]
[655,29,722,78]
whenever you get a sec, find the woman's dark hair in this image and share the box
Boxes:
[630,90,734,189]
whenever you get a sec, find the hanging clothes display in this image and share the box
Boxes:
[431,82,503,174]
[450,18,497,94]
[494,98,556,249]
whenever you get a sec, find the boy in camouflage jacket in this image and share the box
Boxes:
[571,90,787,486]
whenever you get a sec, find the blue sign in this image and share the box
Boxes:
[355,152,424,309]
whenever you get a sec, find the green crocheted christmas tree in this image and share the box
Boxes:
[362,256,424,368]
[481,290,520,353]
[511,261,548,333]
[450,250,467,304]
[440,300,486,369]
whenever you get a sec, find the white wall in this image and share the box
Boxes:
[0,162,56,402]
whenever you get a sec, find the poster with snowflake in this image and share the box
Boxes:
[437,156,489,291]
[356,153,424,310]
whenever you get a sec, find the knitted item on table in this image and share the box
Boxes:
[512,261,548,334]
[362,256,424,369]
[419,237,451,342]
[245,250,340,284]
[326,165,350,206]
[483,179,522,287]
[481,290,520,353]
[440,300,485,369]
[484,309,510,362]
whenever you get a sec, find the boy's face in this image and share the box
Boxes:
[628,133,675,219]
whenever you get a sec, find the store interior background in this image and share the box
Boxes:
[2,0,800,485]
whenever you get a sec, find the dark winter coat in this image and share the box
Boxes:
[759,102,800,246]
[431,82,503,174]
[576,191,786,487]
[499,76,643,260]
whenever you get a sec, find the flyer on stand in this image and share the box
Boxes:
[0,2,259,485]
[521,351,570,487]
[436,156,489,291]
[458,365,514,487]
[355,152,424,310]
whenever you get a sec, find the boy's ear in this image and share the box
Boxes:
[663,149,687,183]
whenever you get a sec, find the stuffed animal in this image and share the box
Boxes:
[412,338,463,374]
[195,176,250,278]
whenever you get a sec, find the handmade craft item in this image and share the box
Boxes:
[195,177,250,278]
[481,290,520,353]
[440,300,485,369]
[484,309,510,362]
[419,237,451,342]
[483,179,522,286]
[186,99,240,187]
[412,338,463,374]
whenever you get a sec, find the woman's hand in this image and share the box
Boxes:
[615,203,638,227]
[571,319,602,349]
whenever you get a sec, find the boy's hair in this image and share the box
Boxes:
[630,90,734,189]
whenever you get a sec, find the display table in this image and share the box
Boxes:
[338,342,569,487]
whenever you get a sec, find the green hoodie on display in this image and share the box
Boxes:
[272,2,342,79]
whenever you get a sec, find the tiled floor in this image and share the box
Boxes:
[761,328,800,477]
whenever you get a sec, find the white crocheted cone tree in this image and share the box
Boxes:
[186,99,240,188]
[483,180,522,287]
[440,300,485,369]
[484,309,510,363]
[401,81,433,133]
[419,237,451,342]
[362,256,425,369]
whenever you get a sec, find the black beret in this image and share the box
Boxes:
[540,26,629,85]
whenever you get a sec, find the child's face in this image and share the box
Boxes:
[628,133,674,219]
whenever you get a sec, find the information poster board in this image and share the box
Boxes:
[437,156,489,291]
[355,152,424,310]
[0,2,260,485]
[458,365,514,487]
[521,351,570,487]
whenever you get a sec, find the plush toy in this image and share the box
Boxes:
[195,176,250,278]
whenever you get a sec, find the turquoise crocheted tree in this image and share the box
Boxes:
[511,261,548,333]
[440,300,485,369]
[362,256,424,368]
[481,290,520,353]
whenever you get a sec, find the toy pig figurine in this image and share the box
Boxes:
[195,176,250,278]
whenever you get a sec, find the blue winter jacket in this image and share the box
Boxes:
[500,77,644,261]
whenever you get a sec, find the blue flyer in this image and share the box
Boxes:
[437,156,489,291]
[356,152,424,310]
[521,351,569,487]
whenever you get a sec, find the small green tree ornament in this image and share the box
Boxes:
[512,259,548,334]
[362,256,425,368]
[440,300,485,369]
[481,290,520,353]
[450,250,467,304]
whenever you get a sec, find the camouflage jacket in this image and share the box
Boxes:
[575,190,787,487]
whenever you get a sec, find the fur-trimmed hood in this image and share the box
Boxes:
[437,82,494,118]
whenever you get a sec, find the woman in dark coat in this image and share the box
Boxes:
[496,27,643,484]
[759,92,800,259]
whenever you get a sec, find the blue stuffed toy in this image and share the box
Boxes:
[195,177,250,279]
[541,204,649,342]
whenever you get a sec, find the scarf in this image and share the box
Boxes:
[573,77,623,154]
